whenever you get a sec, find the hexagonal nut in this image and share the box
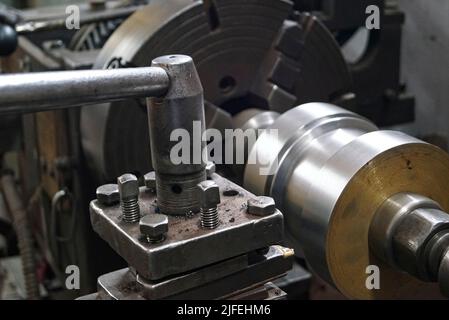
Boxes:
[205,161,216,178]
[117,173,139,199]
[96,184,119,206]
[393,208,449,280]
[247,196,276,216]
[144,171,156,189]
[197,180,220,209]
[140,214,168,239]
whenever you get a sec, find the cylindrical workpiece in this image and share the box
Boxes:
[244,102,449,299]
[147,55,206,215]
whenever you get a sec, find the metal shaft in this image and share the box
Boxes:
[0,67,169,115]
[147,55,206,215]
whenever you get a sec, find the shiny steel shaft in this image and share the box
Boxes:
[0,67,169,115]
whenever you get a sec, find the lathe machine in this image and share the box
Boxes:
[0,0,447,300]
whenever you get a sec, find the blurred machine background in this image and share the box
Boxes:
[0,0,447,300]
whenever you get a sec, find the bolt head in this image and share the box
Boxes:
[144,171,156,189]
[247,196,276,216]
[96,184,119,206]
[205,161,216,178]
[393,208,449,280]
[197,180,220,209]
[117,173,139,199]
[140,214,169,239]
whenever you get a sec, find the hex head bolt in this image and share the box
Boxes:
[96,184,120,206]
[140,213,168,244]
[247,196,276,216]
[117,173,140,223]
[197,180,220,229]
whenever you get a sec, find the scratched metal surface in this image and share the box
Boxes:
[90,173,284,280]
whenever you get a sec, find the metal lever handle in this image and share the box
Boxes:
[0,66,169,115]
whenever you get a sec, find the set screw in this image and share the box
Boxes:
[197,180,221,229]
[117,173,140,223]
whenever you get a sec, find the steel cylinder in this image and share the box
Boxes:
[244,103,377,279]
[243,102,449,299]
[147,55,206,215]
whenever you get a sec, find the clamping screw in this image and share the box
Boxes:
[197,180,220,229]
[96,184,119,206]
[140,214,168,243]
[247,196,276,216]
[117,173,140,223]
